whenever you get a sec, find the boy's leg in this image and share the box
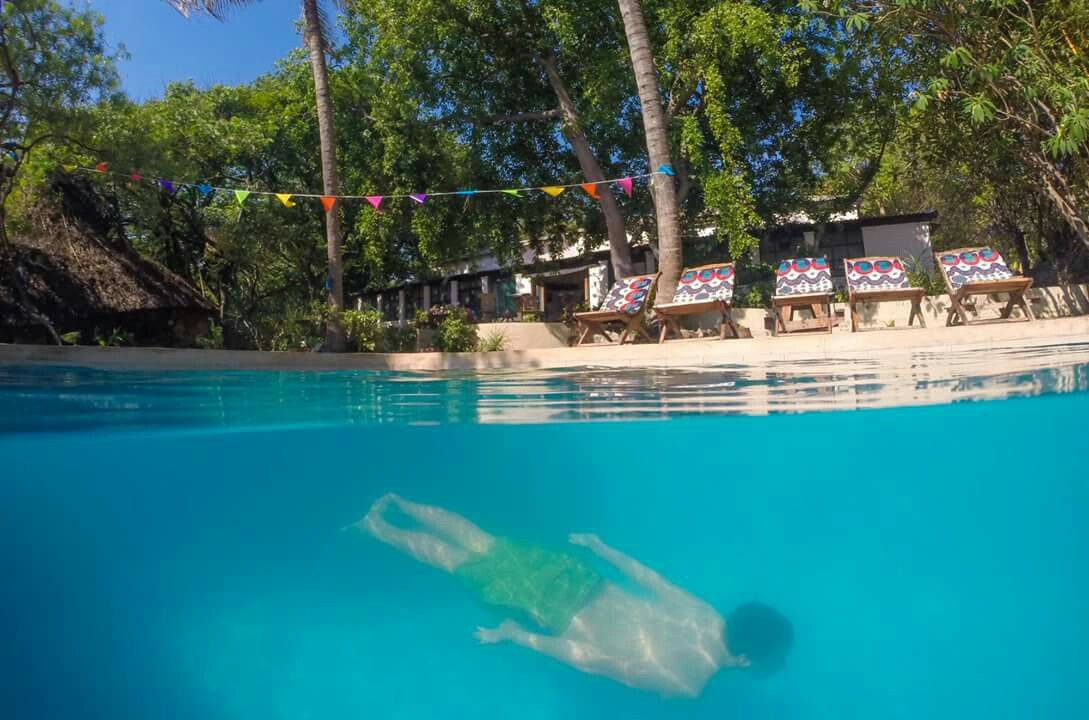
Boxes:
[349,495,470,573]
[387,494,494,554]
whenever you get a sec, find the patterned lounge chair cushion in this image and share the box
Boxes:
[845,258,910,292]
[775,257,833,297]
[599,275,655,315]
[938,248,1013,289]
[671,265,735,304]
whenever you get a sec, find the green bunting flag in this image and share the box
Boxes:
[502,189,521,197]
[235,189,251,207]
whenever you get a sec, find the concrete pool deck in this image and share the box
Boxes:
[3,315,1089,372]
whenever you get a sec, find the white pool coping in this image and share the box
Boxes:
[3,315,1089,372]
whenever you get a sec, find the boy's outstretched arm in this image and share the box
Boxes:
[568,533,691,602]
[474,620,606,675]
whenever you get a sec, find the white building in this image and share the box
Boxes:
[362,211,936,326]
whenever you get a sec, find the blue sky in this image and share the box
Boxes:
[89,0,305,100]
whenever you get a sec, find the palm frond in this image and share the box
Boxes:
[165,0,256,21]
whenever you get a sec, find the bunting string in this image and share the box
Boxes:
[63,162,674,210]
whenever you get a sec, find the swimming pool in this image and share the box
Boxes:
[3,345,1088,719]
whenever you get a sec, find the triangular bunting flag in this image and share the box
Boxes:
[409,193,428,204]
[455,189,477,196]
[158,179,176,194]
[580,183,600,199]
[501,189,521,197]
[617,177,633,197]
[235,189,250,206]
[62,164,76,173]
[130,172,142,182]
[366,195,384,211]
[656,164,676,176]
[320,196,336,213]
[275,193,296,208]
[95,162,108,173]
[195,183,213,197]
[541,186,565,197]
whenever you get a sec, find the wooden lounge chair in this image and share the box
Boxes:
[574,273,659,346]
[655,263,743,342]
[772,257,834,335]
[935,247,1035,326]
[843,256,926,332]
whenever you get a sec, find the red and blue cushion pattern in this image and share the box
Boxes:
[938,248,1013,289]
[775,257,833,297]
[600,274,655,315]
[671,265,735,304]
[845,258,910,292]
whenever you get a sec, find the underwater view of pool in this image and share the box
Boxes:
[3,345,1088,719]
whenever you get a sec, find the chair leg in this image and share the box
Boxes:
[775,305,789,334]
[826,301,833,333]
[658,319,669,344]
[849,300,858,332]
[576,322,593,346]
[1017,291,1036,321]
[1000,295,1017,319]
[947,293,969,326]
[910,298,926,328]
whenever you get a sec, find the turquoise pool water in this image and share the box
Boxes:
[3,350,1089,719]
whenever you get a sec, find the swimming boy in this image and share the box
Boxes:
[351,492,792,698]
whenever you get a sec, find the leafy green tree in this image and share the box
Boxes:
[168,0,350,350]
[806,0,1089,250]
[345,0,639,278]
[1,0,121,342]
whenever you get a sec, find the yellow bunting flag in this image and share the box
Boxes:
[501,189,521,197]
[275,193,296,208]
[541,186,565,197]
[320,196,336,213]
[62,164,76,173]
[580,183,600,199]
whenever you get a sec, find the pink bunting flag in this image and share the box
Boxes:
[617,177,633,197]
[130,172,142,183]
[409,194,428,204]
[366,195,384,211]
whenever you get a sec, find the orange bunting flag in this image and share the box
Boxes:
[95,162,108,173]
[366,195,384,211]
[275,193,296,208]
[320,196,337,213]
[580,183,600,199]
[617,177,633,197]
[541,186,565,197]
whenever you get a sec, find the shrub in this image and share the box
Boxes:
[738,282,772,308]
[341,309,386,352]
[384,326,417,353]
[434,308,479,352]
[904,256,947,296]
[478,328,507,352]
[197,322,225,349]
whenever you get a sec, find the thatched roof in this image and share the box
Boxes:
[1,179,213,331]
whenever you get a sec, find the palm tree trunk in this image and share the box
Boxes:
[302,0,346,351]
[539,54,633,279]
[616,0,683,300]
